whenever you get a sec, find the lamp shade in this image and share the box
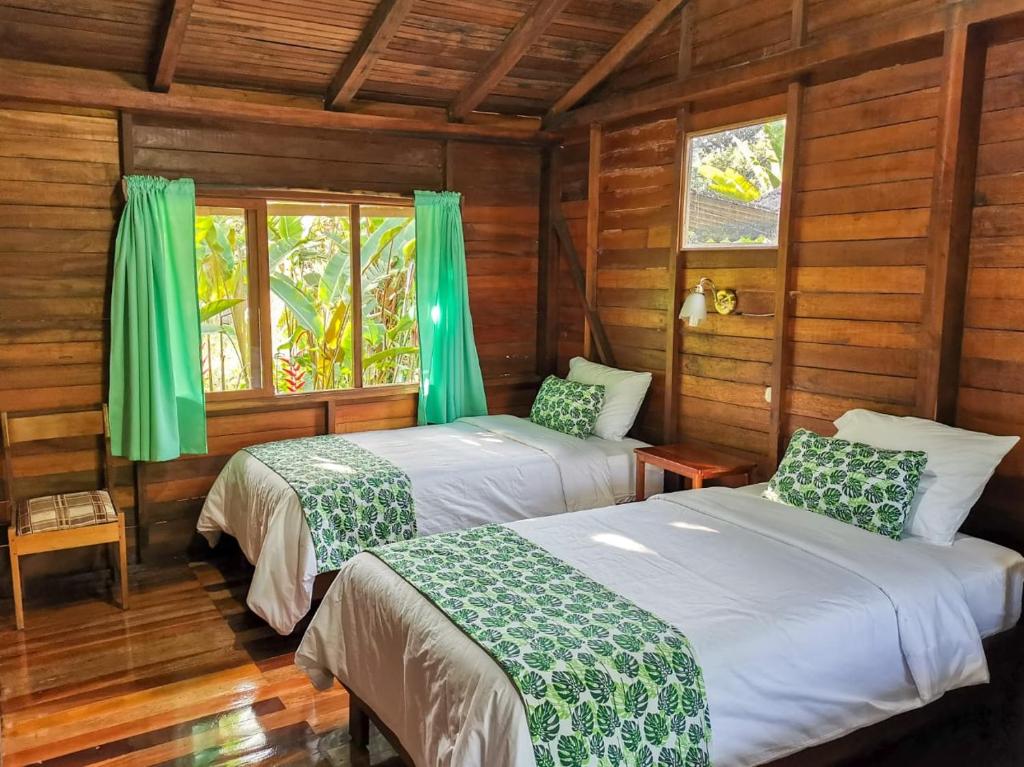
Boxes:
[679,290,708,327]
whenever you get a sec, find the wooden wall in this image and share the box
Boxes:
[958,34,1024,544]
[0,106,542,590]
[548,2,1024,543]
[783,56,942,435]
[0,103,138,585]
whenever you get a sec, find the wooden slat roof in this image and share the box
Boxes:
[0,0,658,116]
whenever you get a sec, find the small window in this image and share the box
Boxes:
[683,118,786,248]
[195,205,256,393]
[268,201,356,394]
[359,207,418,387]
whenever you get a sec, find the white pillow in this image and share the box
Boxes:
[833,409,1018,546]
[567,357,652,441]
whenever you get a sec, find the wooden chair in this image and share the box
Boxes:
[1,406,128,629]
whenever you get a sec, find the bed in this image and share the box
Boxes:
[197,414,663,635]
[295,484,1024,767]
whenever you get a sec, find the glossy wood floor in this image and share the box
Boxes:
[0,561,401,767]
[1,559,1021,767]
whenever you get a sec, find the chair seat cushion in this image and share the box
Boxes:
[17,490,118,535]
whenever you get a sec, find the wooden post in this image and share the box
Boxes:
[916,18,987,423]
[537,146,560,376]
[663,105,689,444]
[790,0,807,48]
[584,123,601,360]
[151,0,195,92]
[351,203,364,389]
[552,212,616,367]
[678,1,695,79]
[769,80,805,468]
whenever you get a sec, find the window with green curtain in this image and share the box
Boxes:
[413,190,487,424]
[108,176,207,462]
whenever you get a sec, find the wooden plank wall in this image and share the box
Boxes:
[782,56,943,437]
[957,34,1024,544]
[0,107,542,590]
[597,113,678,442]
[555,128,589,373]
[0,102,138,587]
[552,2,1024,528]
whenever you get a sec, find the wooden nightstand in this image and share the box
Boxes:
[635,442,757,501]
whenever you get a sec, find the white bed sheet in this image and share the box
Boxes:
[736,483,1024,637]
[296,486,1010,767]
[197,415,662,634]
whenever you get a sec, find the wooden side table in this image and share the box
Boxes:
[635,442,757,501]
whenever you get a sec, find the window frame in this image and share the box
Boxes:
[195,190,417,403]
[680,114,788,252]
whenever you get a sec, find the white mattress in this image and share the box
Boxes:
[197,415,663,634]
[297,486,1020,767]
[736,483,1024,637]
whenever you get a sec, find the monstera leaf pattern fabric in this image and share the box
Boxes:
[371,525,712,767]
[244,436,415,573]
[530,376,606,440]
[764,429,927,540]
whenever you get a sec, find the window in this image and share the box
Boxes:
[359,207,418,387]
[195,195,418,398]
[195,204,258,393]
[683,118,786,248]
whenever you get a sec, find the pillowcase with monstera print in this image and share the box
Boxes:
[763,429,928,540]
[529,375,605,439]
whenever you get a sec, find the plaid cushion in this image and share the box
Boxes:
[17,490,118,535]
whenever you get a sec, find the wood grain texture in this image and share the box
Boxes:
[916,20,987,423]
[150,0,194,91]
[448,0,574,120]
[545,0,687,119]
[325,0,417,110]
[0,559,402,767]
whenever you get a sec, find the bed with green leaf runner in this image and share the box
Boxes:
[296,484,1016,766]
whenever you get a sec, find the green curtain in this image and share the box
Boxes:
[414,190,488,425]
[108,176,207,461]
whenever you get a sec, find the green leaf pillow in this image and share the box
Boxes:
[530,375,605,439]
[764,428,928,540]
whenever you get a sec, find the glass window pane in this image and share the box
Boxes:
[268,201,354,394]
[360,207,419,387]
[195,206,253,393]
[684,118,786,248]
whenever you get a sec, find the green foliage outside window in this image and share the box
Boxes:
[269,207,418,394]
[195,202,418,396]
[196,209,251,392]
[685,118,787,247]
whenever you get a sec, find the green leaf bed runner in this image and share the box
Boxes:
[370,524,712,767]
[244,436,415,573]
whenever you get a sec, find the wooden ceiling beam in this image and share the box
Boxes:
[0,64,554,144]
[550,0,1024,131]
[151,0,194,92]
[546,0,687,120]
[449,0,573,121]
[325,0,416,111]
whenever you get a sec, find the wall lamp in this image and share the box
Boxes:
[679,276,737,327]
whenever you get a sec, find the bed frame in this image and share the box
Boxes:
[345,621,1022,767]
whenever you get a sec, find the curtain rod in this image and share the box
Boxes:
[193,185,415,204]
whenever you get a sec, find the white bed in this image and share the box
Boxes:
[296,485,1024,767]
[197,414,663,634]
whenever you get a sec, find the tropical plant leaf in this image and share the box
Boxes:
[200,298,244,322]
[270,273,323,336]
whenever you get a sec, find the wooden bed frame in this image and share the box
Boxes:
[345,621,1022,767]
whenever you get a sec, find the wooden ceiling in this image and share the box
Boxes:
[0,0,663,117]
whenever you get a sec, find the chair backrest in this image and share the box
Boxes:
[1,406,113,507]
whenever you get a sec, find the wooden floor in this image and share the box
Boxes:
[0,561,401,767]
[0,559,1021,767]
